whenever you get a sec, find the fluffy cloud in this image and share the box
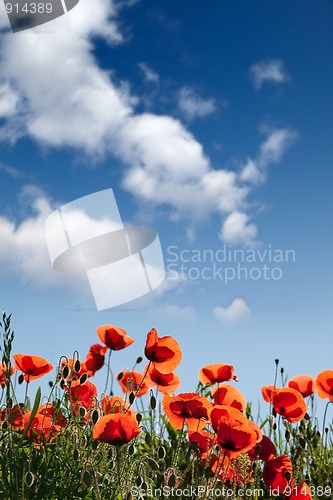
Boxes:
[249,59,289,90]
[0,186,67,286]
[220,212,258,247]
[212,298,252,323]
[178,86,216,120]
[240,128,297,185]
[0,0,296,249]
[0,0,130,153]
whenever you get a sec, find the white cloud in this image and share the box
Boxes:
[0,1,296,251]
[0,82,20,117]
[0,0,130,154]
[212,298,252,323]
[178,86,216,120]
[220,212,258,247]
[138,62,159,83]
[163,304,196,319]
[249,59,289,90]
[0,187,67,286]
[240,128,297,186]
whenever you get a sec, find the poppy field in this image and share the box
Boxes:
[0,309,333,500]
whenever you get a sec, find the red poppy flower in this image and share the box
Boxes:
[23,403,67,445]
[13,354,53,382]
[211,384,246,411]
[145,328,182,373]
[272,388,307,423]
[262,385,277,403]
[117,370,149,397]
[0,404,25,429]
[163,393,212,431]
[248,434,276,461]
[210,405,262,459]
[92,413,140,446]
[288,375,317,398]
[188,430,215,454]
[316,370,333,402]
[263,454,293,493]
[0,362,16,386]
[199,364,238,385]
[101,394,136,418]
[96,324,134,351]
[285,482,312,500]
[144,364,180,395]
[68,379,98,415]
[84,344,108,377]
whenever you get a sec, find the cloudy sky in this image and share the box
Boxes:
[0,0,332,410]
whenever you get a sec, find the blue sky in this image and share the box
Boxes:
[0,0,332,414]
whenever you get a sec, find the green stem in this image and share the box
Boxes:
[103,350,112,394]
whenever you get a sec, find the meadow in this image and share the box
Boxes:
[1,309,332,500]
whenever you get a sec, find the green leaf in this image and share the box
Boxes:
[21,386,41,440]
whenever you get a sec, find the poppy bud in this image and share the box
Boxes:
[92,410,99,425]
[136,413,142,423]
[25,471,35,487]
[79,373,87,384]
[148,458,159,471]
[18,374,24,385]
[74,360,81,373]
[129,392,135,405]
[83,471,92,487]
[136,356,143,364]
[150,395,156,410]
[145,432,152,445]
[62,365,70,379]
[168,474,176,487]
[117,372,124,381]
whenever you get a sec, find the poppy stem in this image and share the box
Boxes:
[125,361,151,413]
[103,350,112,395]
[24,376,30,409]
[322,401,332,448]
